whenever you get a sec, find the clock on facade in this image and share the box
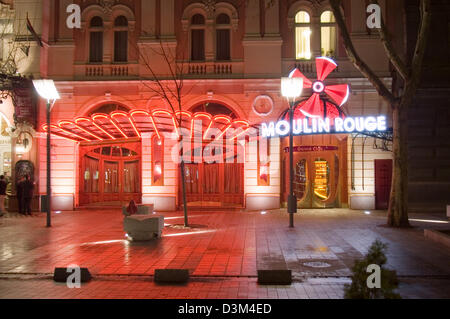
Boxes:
[252,95,274,117]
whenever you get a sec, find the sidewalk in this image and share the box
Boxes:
[0,209,449,298]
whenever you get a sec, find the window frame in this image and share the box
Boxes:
[294,10,312,61]
[215,13,232,61]
[319,10,338,58]
[88,16,104,64]
[190,13,206,62]
[113,15,129,63]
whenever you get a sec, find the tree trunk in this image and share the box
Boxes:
[180,160,189,227]
[387,105,410,227]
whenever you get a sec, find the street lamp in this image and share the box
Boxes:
[281,76,303,228]
[33,79,60,227]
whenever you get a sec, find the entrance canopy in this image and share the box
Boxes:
[42,109,250,142]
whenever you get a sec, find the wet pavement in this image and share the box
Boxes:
[0,208,449,298]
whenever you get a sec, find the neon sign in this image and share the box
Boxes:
[262,115,387,138]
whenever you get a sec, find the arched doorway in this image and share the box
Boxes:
[79,143,141,205]
[180,102,244,208]
[78,103,142,206]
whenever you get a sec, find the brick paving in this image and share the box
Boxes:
[0,209,449,298]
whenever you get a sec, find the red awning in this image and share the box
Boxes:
[42,109,250,142]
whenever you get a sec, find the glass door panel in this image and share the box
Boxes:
[104,161,119,193]
[123,160,139,193]
[294,159,308,202]
[313,159,330,201]
[83,156,99,193]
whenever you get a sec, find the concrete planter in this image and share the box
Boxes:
[424,229,450,249]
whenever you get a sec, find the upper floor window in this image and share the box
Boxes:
[320,11,337,58]
[89,16,103,63]
[216,13,231,61]
[114,15,128,62]
[295,11,312,60]
[191,14,205,61]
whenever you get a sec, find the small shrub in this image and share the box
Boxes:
[344,239,401,299]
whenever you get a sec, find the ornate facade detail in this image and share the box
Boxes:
[203,0,216,18]
[98,0,116,14]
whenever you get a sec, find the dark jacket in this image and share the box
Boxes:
[0,180,6,195]
[22,180,34,199]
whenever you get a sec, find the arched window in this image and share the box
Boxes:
[295,11,312,60]
[191,14,205,61]
[216,13,231,61]
[89,16,103,63]
[114,15,128,62]
[320,11,337,58]
[88,103,129,116]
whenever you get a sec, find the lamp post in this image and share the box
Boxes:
[281,76,303,228]
[32,79,60,227]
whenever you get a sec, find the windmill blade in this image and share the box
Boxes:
[325,84,350,106]
[316,57,338,81]
[299,94,322,118]
[288,68,312,88]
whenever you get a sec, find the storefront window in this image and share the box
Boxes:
[314,159,330,200]
[295,11,312,60]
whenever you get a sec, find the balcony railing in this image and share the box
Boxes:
[282,58,360,78]
[181,61,244,77]
[75,63,139,79]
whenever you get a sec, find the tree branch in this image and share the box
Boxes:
[370,0,409,81]
[329,0,397,106]
[409,0,431,92]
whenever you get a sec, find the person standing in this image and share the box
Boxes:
[0,175,6,217]
[16,176,24,215]
[22,175,34,216]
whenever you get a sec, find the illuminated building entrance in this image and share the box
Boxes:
[79,142,141,205]
[281,135,348,208]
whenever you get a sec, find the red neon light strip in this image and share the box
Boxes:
[93,114,128,139]
[59,120,102,141]
[111,111,141,138]
[45,123,91,142]
[43,124,82,142]
[76,117,116,140]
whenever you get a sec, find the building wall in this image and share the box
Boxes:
[33,0,402,211]
[405,0,450,213]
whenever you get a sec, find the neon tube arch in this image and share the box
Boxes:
[41,109,250,143]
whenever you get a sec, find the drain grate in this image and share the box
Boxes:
[302,261,332,268]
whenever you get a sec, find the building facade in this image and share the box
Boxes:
[5,0,410,212]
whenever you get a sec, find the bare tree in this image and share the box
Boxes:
[329,0,431,227]
[132,39,195,227]
[0,2,33,100]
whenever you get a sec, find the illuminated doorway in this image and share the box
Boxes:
[79,143,141,205]
[281,134,348,208]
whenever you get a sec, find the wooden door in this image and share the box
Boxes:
[181,162,243,208]
[79,143,141,205]
[375,159,393,210]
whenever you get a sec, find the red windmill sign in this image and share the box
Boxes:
[287,57,350,122]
